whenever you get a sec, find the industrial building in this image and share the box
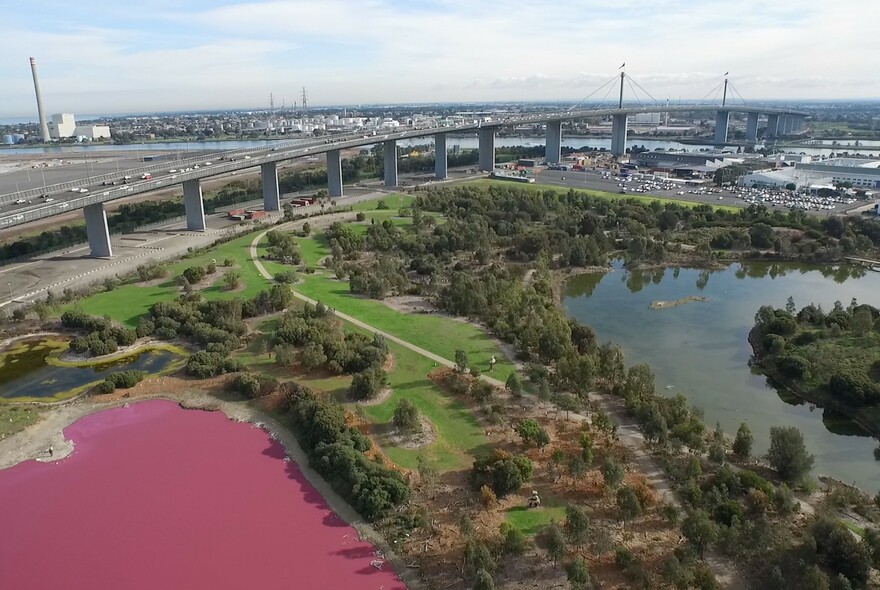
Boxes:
[795,158,880,189]
[47,113,111,140]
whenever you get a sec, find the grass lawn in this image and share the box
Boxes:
[0,403,44,439]
[71,231,271,327]
[471,179,741,212]
[240,316,489,472]
[505,504,567,536]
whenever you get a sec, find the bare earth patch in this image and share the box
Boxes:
[356,386,394,406]
[381,295,436,315]
[385,416,436,449]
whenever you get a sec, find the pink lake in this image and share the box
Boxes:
[0,400,406,590]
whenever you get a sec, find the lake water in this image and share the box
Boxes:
[563,261,880,490]
[0,338,182,400]
[0,400,404,590]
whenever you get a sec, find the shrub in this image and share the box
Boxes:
[356,212,366,221]
[471,450,533,497]
[274,270,297,284]
[767,426,814,483]
[182,265,206,285]
[392,399,421,434]
[349,367,387,400]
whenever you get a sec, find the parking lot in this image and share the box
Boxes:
[533,169,866,215]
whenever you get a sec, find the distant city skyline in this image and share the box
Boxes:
[1,0,878,119]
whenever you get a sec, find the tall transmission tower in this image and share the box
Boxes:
[269,92,275,113]
[301,87,308,114]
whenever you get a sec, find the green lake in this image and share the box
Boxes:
[563,261,880,491]
[0,338,184,401]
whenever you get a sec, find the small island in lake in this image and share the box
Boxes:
[650,295,707,310]
[750,299,880,439]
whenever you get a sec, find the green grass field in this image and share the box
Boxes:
[472,179,741,212]
[237,317,489,471]
[0,404,44,439]
[71,231,269,327]
[505,504,567,536]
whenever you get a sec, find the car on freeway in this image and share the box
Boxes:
[79,188,89,193]
[44,197,54,202]
[13,199,27,204]
[59,203,69,209]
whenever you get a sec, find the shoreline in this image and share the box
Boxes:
[0,389,423,590]
[747,327,880,442]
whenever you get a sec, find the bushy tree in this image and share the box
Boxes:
[565,556,591,590]
[392,399,421,434]
[544,522,567,565]
[732,422,753,460]
[682,509,718,558]
[564,504,590,548]
[767,426,814,483]
[349,367,387,401]
[471,450,533,497]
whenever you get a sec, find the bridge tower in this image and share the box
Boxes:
[714,73,730,146]
[435,132,448,180]
[545,120,562,164]
[611,65,628,156]
[327,149,343,198]
[83,203,113,258]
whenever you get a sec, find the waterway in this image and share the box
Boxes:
[0,399,404,589]
[0,338,183,400]
[562,261,880,490]
[1,135,872,158]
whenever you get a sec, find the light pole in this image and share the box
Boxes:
[7,282,12,300]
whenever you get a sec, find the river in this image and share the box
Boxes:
[1,136,869,158]
[562,261,880,490]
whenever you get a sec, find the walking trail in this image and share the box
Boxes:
[248,218,745,588]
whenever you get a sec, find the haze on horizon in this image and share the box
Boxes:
[1,0,878,119]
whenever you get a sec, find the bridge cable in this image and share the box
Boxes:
[625,74,662,105]
[565,74,622,112]
[625,77,644,106]
[597,81,617,107]
[698,80,725,104]
[726,79,749,105]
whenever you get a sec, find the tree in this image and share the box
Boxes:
[767,426,814,483]
[268,284,293,311]
[565,556,591,590]
[392,399,421,434]
[733,422,753,460]
[601,457,624,491]
[302,221,311,235]
[544,522,567,565]
[417,454,438,498]
[274,343,296,367]
[616,486,643,530]
[480,484,497,509]
[682,509,718,559]
[516,418,549,448]
[463,537,495,578]
[499,522,529,555]
[505,373,522,398]
[454,349,469,373]
[300,342,327,371]
[223,271,241,290]
[473,568,495,590]
[564,504,590,548]
[349,367,388,401]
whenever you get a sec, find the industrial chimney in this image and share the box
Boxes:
[29,57,51,142]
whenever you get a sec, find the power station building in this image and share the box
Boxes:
[47,113,111,140]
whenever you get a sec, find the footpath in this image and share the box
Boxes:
[248,219,746,588]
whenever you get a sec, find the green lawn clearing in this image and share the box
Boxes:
[505,504,567,536]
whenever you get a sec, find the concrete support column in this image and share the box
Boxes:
[766,114,780,139]
[261,161,280,212]
[383,140,398,187]
[794,115,806,133]
[183,179,206,231]
[610,114,628,156]
[545,120,562,164]
[434,133,448,180]
[83,203,113,258]
[714,110,730,145]
[327,149,343,198]
[478,128,496,171]
[745,112,760,142]
[781,115,796,135]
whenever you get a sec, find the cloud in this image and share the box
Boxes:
[0,0,878,115]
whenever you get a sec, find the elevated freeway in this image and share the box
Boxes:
[0,103,808,256]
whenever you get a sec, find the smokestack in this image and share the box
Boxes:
[29,57,51,142]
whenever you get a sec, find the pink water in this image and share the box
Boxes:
[0,400,405,590]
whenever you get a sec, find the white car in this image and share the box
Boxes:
[204,162,212,166]
[13,199,26,204]
[79,188,89,193]
[59,203,69,209]
[44,197,54,202]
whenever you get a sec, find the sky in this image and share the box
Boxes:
[1,0,878,118]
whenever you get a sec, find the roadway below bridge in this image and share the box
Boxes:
[0,188,383,310]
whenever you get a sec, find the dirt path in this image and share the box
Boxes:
[249,206,743,587]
